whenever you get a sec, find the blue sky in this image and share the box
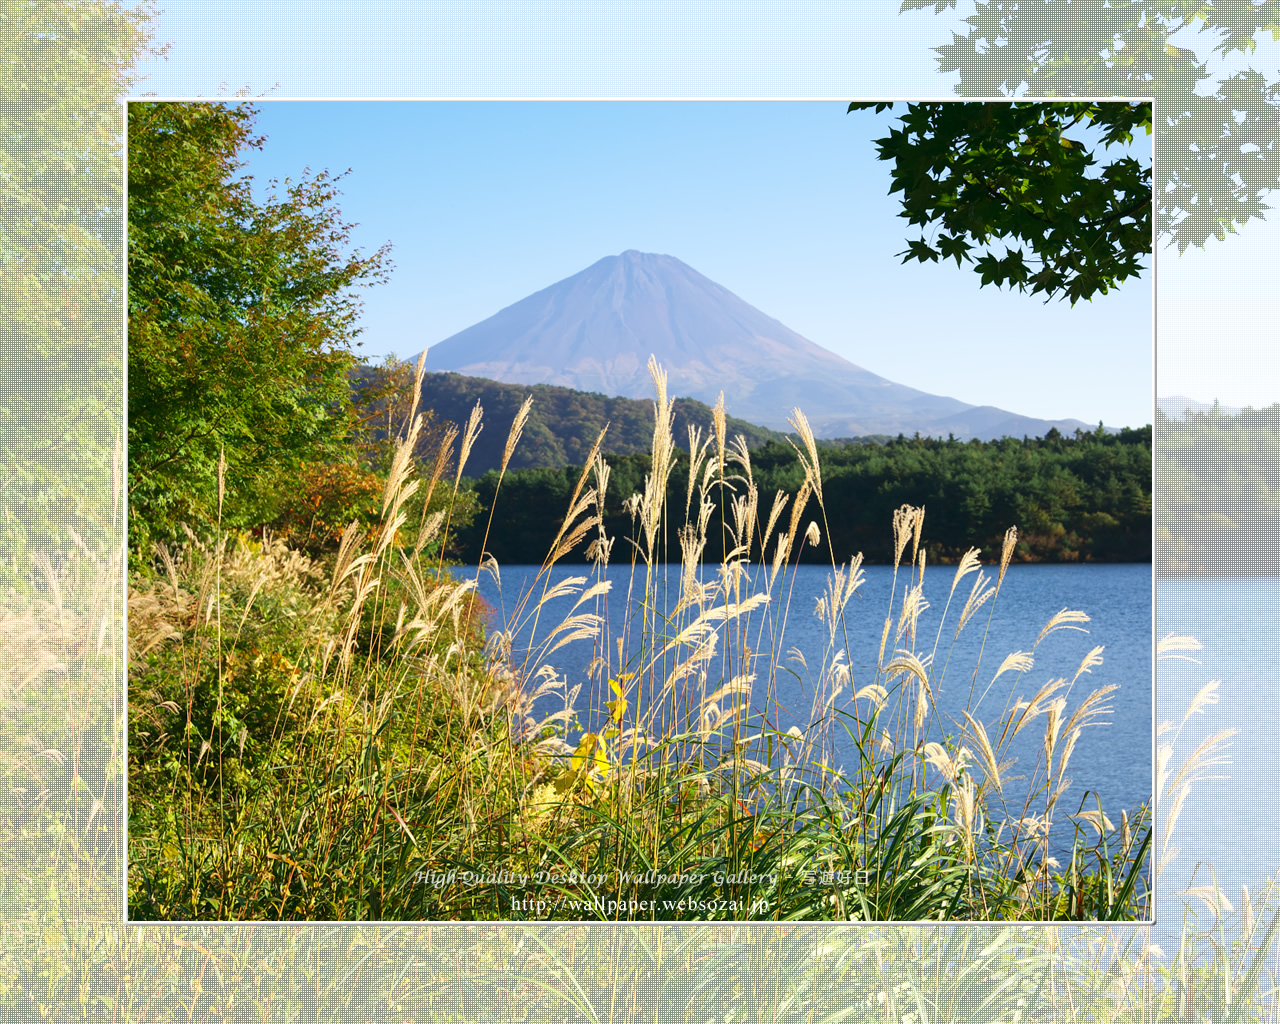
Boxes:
[131,1,953,100]
[201,100,1153,429]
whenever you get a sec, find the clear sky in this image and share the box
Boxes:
[200,100,1153,429]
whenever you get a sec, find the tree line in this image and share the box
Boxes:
[455,426,1152,566]
[1157,403,1280,575]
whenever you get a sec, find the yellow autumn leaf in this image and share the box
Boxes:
[607,676,631,725]
[569,732,598,774]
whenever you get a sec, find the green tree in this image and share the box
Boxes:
[0,0,164,933]
[898,0,1280,254]
[849,101,1152,305]
[127,101,392,558]
[1,1,159,564]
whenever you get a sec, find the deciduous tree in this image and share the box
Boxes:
[1,1,158,562]
[849,101,1152,305]
[898,0,1280,253]
[127,101,392,556]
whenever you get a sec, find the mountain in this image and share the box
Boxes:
[424,250,1096,440]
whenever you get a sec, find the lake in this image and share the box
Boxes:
[1156,578,1280,912]
[470,560,1154,862]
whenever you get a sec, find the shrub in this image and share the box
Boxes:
[269,461,385,550]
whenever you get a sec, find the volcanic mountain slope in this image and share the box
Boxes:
[425,250,1095,440]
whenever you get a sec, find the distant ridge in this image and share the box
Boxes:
[350,368,789,478]
[425,250,1100,440]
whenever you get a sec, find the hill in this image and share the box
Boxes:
[349,367,791,478]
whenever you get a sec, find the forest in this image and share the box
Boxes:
[456,425,1153,565]
[350,366,787,477]
[1157,402,1280,574]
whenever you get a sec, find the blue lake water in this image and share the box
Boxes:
[471,561,1154,863]
[1156,578,1280,914]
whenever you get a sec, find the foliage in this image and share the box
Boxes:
[0,0,157,562]
[126,101,392,560]
[265,458,481,557]
[0,0,164,940]
[348,354,460,476]
[365,369,787,477]
[897,0,1280,254]
[849,101,1152,305]
[268,461,386,549]
[257,356,482,555]
[127,530,491,920]
[1158,401,1280,574]
[459,425,1152,565]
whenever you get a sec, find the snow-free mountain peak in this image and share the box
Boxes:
[425,251,1093,439]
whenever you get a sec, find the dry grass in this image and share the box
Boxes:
[127,356,1153,922]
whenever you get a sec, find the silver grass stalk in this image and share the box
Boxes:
[453,400,484,487]
[500,395,534,479]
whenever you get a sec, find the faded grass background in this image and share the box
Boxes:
[4,0,1279,1019]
